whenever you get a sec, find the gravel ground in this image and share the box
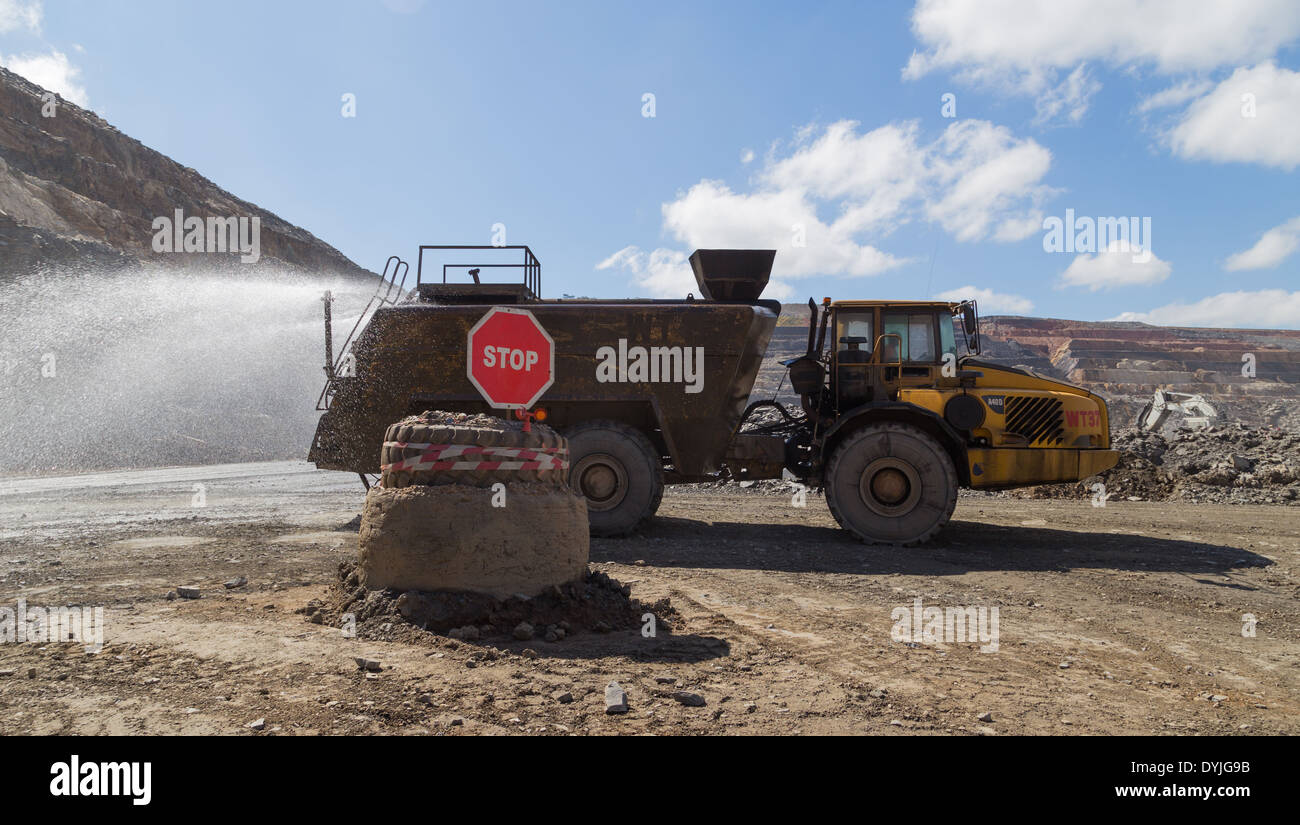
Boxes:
[0,461,1297,735]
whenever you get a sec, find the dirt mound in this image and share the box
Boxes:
[308,562,679,647]
[357,482,588,597]
[1013,424,1300,505]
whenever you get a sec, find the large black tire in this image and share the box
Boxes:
[380,413,567,489]
[824,422,957,545]
[564,420,663,536]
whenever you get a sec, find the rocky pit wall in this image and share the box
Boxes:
[979,317,1300,432]
[0,66,372,279]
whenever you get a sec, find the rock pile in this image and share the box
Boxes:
[1014,424,1300,505]
[310,562,678,646]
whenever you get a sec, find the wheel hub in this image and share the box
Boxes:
[859,457,922,517]
[573,452,628,511]
[870,467,909,504]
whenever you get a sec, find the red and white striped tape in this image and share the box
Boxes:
[381,442,569,473]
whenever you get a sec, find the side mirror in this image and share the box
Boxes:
[960,301,980,354]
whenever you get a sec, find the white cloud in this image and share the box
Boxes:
[659,178,910,284]
[1166,62,1300,170]
[0,49,89,106]
[1059,241,1172,290]
[1224,215,1300,270]
[597,246,693,298]
[903,0,1300,122]
[906,0,1300,75]
[0,0,42,33]
[595,245,641,273]
[934,285,1034,314]
[1031,64,1101,124]
[923,120,1052,241]
[762,121,924,206]
[600,118,1053,297]
[739,148,755,164]
[1112,289,1300,328]
[1137,78,1213,113]
[991,214,1043,243]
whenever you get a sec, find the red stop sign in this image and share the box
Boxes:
[466,307,555,409]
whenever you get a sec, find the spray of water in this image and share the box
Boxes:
[0,266,378,473]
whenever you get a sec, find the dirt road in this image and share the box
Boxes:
[0,462,1296,735]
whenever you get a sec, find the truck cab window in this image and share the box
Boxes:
[882,312,938,363]
[836,313,873,354]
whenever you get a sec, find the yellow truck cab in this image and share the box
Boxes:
[823,299,1120,491]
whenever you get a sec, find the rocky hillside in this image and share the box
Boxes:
[0,66,370,278]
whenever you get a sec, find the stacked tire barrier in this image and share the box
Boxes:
[357,411,589,598]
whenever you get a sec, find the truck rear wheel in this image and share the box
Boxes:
[565,420,663,536]
[825,422,957,545]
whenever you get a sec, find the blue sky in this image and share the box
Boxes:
[2,0,1299,326]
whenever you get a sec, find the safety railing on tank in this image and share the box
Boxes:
[415,245,541,295]
[316,255,410,411]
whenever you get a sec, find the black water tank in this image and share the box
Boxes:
[688,249,775,302]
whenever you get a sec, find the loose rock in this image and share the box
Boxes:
[605,681,629,714]
[671,691,706,707]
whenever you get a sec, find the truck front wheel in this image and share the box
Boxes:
[825,423,957,545]
[565,420,664,536]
